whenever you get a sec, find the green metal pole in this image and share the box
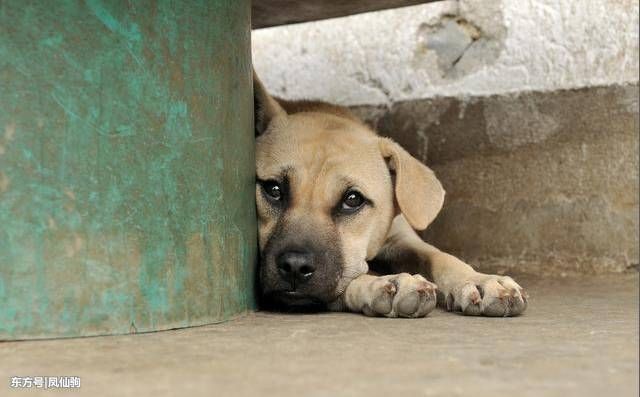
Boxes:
[0,0,256,339]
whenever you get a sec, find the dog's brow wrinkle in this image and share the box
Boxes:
[257,164,294,181]
[279,165,294,179]
[338,175,371,199]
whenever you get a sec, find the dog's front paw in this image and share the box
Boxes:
[444,275,527,317]
[361,273,437,318]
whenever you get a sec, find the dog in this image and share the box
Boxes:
[254,73,527,317]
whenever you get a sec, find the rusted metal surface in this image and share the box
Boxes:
[252,0,436,29]
[0,0,256,339]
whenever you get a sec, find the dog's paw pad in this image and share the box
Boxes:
[446,275,527,317]
[360,274,437,318]
[363,279,397,316]
[387,273,437,318]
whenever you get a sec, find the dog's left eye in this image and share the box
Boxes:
[261,180,282,201]
[341,190,365,213]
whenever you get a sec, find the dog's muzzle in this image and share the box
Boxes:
[260,232,343,309]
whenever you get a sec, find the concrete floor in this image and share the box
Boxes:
[2,273,638,397]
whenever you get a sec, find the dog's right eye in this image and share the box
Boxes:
[338,190,367,215]
[261,180,282,201]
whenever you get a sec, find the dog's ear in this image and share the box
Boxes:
[254,71,286,136]
[379,138,445,230]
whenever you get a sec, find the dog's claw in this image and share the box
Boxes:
[383,282,396,295]
[469,290,482,305]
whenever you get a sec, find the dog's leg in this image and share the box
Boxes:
[343,273,437,318]
[374,216,528,317]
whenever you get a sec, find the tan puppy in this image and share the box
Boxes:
[254,74,527,317]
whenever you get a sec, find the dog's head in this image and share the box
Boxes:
[254,74,445,309]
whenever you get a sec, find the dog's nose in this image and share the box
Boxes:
[276,251,315,284]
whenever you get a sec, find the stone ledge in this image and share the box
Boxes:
[252,0,435,29]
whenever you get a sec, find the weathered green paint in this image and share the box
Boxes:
[0,0,256,339]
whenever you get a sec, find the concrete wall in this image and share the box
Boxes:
[253,0,639,274]
[253,0,638,105]
[354,85,639,275]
